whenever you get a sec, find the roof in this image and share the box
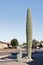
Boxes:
[0,41,10,44]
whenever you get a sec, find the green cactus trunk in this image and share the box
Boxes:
[26,9,32,59]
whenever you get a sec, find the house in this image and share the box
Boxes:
[0,41,9,49]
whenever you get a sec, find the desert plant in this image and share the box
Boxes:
[32,39,39,48]
[23,42,27,45]
[26,9,32,59]
[11,38,19,48]
[39,40,43,47]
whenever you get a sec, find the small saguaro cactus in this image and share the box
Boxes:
[26,9,32,59]
[17,46,22,62]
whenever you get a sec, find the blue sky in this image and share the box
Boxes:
[0,0,43,44]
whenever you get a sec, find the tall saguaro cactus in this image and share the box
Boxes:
[26,9,32,59]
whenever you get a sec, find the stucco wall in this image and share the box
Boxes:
[0,44,8,48]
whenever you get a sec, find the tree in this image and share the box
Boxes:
[40,40,43,47]
[32,39,39,48]
[11,38,19,48]
[22,42,27,48]
[23,42,27,45]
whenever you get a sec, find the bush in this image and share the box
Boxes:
[11,38,19,48]
[32,39,39,48]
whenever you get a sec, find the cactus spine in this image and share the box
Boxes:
[26,9,32,59]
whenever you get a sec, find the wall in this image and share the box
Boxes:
[0,44,8,49]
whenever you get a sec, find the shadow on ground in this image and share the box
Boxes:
[1,52,27,60]
[25,57,43,65]
[25,51,43,65]
[0,50,43,65]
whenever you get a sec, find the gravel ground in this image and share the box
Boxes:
[0,61,28,65]
[26,57,43,65]
[0,62,27,65]
[0,48,43,65]
[0,57,43,65]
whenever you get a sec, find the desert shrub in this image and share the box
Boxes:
[11,38,19,48]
